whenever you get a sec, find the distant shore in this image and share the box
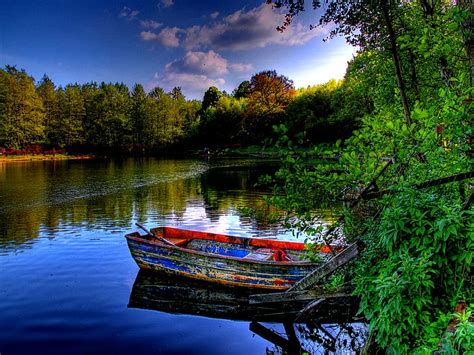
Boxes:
[0,154,95,163]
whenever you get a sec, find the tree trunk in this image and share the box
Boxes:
[381,0,412,125]
[458,0,474,87]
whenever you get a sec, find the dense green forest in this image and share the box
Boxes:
[0,64,367,153]
[266,0,473,353]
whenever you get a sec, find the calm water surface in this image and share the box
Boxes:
[0,158,365,354]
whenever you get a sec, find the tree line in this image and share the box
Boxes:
[0,64,370,153]
[0,65,201,153]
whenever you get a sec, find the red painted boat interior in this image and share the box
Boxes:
[148,226,334,254]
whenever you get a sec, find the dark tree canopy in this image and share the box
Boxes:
[232,80,251,99]
[201,86,222,112]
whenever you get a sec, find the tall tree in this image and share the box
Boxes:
[0,66,45,148]
[37,74,60,144]
[170,86,185,101]
[458,0,474,86]
[232,80,251,99]
[201,86,222,112]
[242,70,295,143]
[246,70,295,116]
[131,84,147,146]
[56,85,85,146]
[87,83,132,148]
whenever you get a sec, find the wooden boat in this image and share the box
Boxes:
[125,226,335,290]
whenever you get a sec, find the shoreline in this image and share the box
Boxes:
[0,154,95,163]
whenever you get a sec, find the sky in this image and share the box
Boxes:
[0,0,356,99]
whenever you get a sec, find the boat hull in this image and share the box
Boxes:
[126,232,319,290]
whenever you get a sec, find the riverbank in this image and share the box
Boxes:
[0,154,95,163]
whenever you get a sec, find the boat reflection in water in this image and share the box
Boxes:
[128,270,368,354]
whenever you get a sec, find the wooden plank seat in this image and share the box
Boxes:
[166,237,188,247]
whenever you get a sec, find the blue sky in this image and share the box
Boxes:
[0,0,355,99]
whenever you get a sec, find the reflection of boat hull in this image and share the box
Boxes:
[128,270,299,322]
[128,270,360,323]
[129,271,365,354]
[125,227,331,290]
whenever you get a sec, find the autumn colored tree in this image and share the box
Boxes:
[242,70,295,143]
[247,70,295,116]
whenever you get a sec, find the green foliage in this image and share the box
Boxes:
[37,74,60,144]
[197,95,246,146]
[56,85,85,146]
[0,62,382,152]
[323,271,345,293]
[232,80,250,99]
[0,70,204,152]
[285,79,366,143]
[413,305,474,354]
[0,66,45,147]
[453,307,474,352]
[201,86,222,112]
[264,1,473,352]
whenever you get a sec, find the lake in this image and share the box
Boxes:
[0,158,366,354]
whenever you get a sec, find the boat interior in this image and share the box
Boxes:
[127,227,330,262]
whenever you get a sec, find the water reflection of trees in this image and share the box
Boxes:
[0,159,288,249]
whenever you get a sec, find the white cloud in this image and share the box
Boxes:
[150,50,250,98]
[139,4,324,51]
[119,6,139,21]
[210,11,219,19]
[166,50,228,76]
[229,63,253,73]
[140,31,158,41]
[164,50,253,77]
[184,4,324,51]
[140,27,183,47]
[140,20,162,29]
[159,0,174,8]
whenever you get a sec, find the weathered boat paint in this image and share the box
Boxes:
[125,227,334,290]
